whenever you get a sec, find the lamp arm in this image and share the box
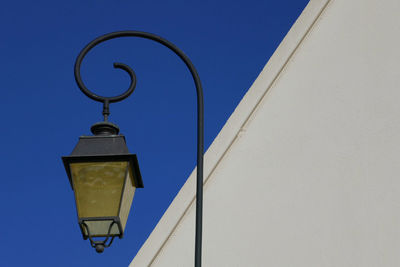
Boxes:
[74,31,204,267]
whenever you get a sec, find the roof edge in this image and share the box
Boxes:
[130,0,332,265]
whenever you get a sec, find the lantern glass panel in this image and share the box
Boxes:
[82,220,120,236]
[70,161,128,218]
[119,167,136,231]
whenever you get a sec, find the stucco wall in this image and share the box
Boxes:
[131,0,400,266]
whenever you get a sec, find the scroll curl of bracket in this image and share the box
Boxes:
[74,31,203,105]
[74,35,138,104]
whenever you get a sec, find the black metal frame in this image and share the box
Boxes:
[79,217,122,239]
[81,218,119,253]
[73,31,204,266]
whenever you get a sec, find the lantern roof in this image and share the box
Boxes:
[62,122,144,189]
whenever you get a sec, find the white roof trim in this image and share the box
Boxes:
[130,0,332,265]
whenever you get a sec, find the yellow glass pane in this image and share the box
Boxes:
[119,168,136,231]
[70,161,128,218]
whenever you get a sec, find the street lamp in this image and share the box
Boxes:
[62,121,143,253]
[62,31,204,266]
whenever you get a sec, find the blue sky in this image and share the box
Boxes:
[0,0,309,266]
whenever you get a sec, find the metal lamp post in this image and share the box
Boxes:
[62,31,204,266]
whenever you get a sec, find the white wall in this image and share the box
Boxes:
[131,0,400,266]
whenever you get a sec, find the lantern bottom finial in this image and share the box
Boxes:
[95,244,105,253]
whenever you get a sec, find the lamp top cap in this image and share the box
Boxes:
[90,121,120,136]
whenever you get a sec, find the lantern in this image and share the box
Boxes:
[62,122,143,253]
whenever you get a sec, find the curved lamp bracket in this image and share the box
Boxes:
[74,31,203,123]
